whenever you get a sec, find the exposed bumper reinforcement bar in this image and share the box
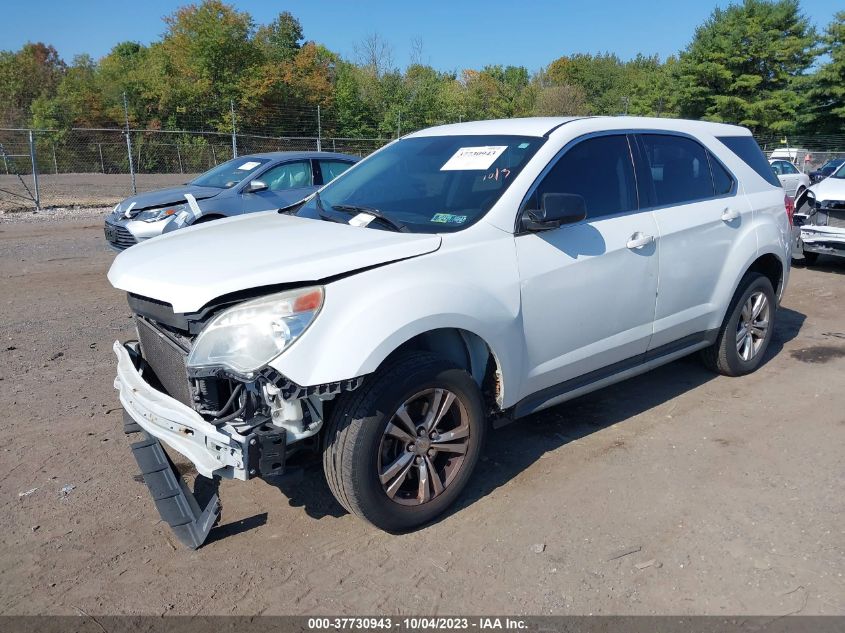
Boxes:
[125,413,220,549]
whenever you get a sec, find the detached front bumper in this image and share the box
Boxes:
[113,340,250,480]
[800,226,845,258]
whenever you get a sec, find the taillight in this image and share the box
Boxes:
[785,194,794,226]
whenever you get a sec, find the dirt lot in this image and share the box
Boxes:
[0,173,197,212]
[0,214,844,616]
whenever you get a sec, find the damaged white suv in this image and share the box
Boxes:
[109,117,791,547]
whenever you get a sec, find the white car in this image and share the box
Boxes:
[108,117,792,547]
[794,162,845,264]
[769,158,810,198]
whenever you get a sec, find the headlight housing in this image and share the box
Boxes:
[186,286,324,379]
[135,203,188,222]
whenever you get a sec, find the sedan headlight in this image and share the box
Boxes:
[135,203,188,222]
[187,286,324,379]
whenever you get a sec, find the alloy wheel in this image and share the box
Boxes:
[736,290,770,362]
[377,388,471,506]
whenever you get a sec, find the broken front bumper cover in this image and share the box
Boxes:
[800,226,845,257]
[113,340,249,480]
[114,341,288,548]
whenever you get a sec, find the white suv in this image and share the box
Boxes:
[108,117,792,547]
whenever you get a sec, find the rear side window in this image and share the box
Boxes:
[639,134,714,206]
[318,159,353,183]
[709,153,735,195]
[717,135,781,187]
[532,134,637,219]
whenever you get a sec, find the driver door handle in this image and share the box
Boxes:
[721,208,740,222]
[626,232,655,249]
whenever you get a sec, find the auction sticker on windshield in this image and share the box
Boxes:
[237,161,261,170]
[440,146,507,171]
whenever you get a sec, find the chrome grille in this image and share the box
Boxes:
[104,221,137,250]
[136,317,193,407]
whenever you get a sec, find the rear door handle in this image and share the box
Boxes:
[721,208,740,222]
[626,232,655,249]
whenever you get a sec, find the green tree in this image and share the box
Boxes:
[676,0,817,133]
[0,42,65,126]
[546,53,626,114]
[255,11,303,62]
[804,11,845,134]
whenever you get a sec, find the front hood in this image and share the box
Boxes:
[810,177,845,202]
[116,185,222,214]
[108,212,442,313]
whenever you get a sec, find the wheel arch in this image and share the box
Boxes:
[747,251,785,296]
[380,327,505,410]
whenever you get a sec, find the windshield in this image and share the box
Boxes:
[296,135,544,232]
[191,157,270,188]
[832,162,845,179]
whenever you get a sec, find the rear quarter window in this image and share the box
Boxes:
[717,136,781,188]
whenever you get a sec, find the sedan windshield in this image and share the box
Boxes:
[191,157,270,188]
[832,162,845,179]
[297,135,544,232]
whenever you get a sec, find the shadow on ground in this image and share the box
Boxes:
[227,305,807,535]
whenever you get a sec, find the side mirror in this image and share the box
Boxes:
[522,193,587,232]
[245,179,268,194]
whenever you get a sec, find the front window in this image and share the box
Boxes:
[192,157,270,189]
[259,161,313,190]
[297,135,544,232]
[832,162,845,179]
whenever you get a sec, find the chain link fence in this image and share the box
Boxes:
[3,122,844,213]
[0,126,389,212]
[757,135,845,174]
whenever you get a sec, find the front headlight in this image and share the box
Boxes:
[186,286,324,379]
[135,203,188,222]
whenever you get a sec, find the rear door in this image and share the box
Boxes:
[634,133,745,349]
[515,133,659,398]
[315,159,355,185]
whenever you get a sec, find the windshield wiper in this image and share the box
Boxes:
[312,191,348,224]
[331,204,409,233]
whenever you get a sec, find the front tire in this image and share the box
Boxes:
[701,272,776,376]
[323,352,486,532]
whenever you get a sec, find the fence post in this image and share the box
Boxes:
[176,142,183,174]
[231,100,238,158]
[317,105,322,152]
[52,142,58,174]
[123,92,137,194]
[98,143,104,173]
[28,130,40,210]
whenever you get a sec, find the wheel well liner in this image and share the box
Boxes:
[381,328,503,409]
[747,253,784,295]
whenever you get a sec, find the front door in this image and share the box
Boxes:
[515,134,659,399]
[242,160,316,211]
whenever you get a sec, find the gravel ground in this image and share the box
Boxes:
[1,214,844,616]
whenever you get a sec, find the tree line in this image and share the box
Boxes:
[0,0,842,140]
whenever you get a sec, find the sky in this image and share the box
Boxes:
[2,0,839,71]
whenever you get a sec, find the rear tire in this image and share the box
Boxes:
[322,351,486,532]
[701,272,776,376]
